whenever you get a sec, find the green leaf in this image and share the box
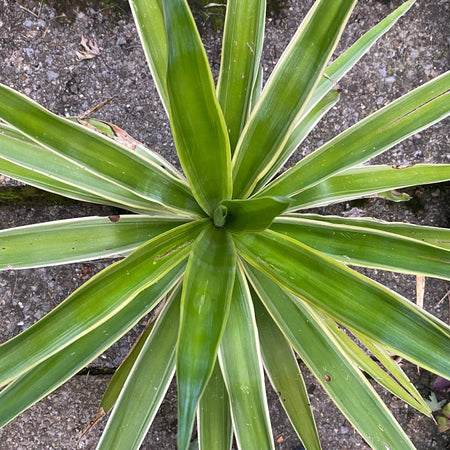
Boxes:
[297,0,416,130]
[99,320,156,415]
[320,314,431,416]
[0,84,203,217]
[0,220,206,386]
[232,0,357,198]
[198,361,232,450]
[245,265,416,450]
[258,71,450,198]
[217,0,266,151]
[163,0,231,215]
[219,267,273,449]
[271,215,450,278]
[235,230,450,378]
[176,224,236,450]
[0,264,184,428]
[353,331,431,415]
[0,124,169,214]
[253,291,321,450]
[0,216,189,269]
[129,0,170,113]
[289,164,450,209]
[297,214,450,251]
[76,117,184,180]
[97,287,182,450]
[218,196,291,233]
[254,90,340,192]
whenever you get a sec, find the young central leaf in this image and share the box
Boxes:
[218,196,291,233]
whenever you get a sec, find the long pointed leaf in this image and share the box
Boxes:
[235,230,450,378]
[271,215,450,278]
[296,0,416,133]
[253,290,321,450]
[289,164,450,209]
[176,225,236,450]
[0,126,169,214]
[232,0,357,198]
[97,287,182,450]
[258,71,450,198]
[296,213,450,251]
[219,267,273,449]
[198,361,232,450]
[0,216,188,269]
[0,266,184,428]
[217,0,266,151]
[129,0,170,113]
[163,0,231,215]
[254,90,340,192]
[0,84,203,217]
[246,265,416,450]
[320,314,431,415]
[0,220,206,386]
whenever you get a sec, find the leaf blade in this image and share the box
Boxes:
[219,267,274,450]
[253,290,321,450]
[97,287,182,450]
[163,0,231,215]
[0,216,188,269]
[0,84,203,217]
[0,220,207,386]
[258,71,450,198]
[271,215,450,278]
[198,360,233,450]
[232,0,357,198]
[176,225,236,450]
[0,266,184,429]
[217,0,266,151]
[246,265,416,450]
[289,164,450,209]
[235,230,450,378]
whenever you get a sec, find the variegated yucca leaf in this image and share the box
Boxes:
[0,0,449,449]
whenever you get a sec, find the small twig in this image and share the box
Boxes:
[78,97,116,120]
[9,273,18,302]
[17,0,43,18]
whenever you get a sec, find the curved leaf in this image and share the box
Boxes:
[0,126,167,214]
[0,220,207,386]
[320,314,431,415]
[253,291,321,450]
[271,215,450,278]
[176,224,236,450]
[0,216,188,269]
[289,164,450,209]
[0,84,203,217]
[296,214,450,251]
[258,71,450,198]
[232,0,357,198]
[163,0,231,215]
[217,0,266,151]
[129,0,170,113]
[219,267,273,449]
[254,90,340,192]
[246,265,415,450]
[235,230,450,378]
[297,0,416,130]
[219,196,291,233]
[0,266,184,429]
[97,287,182,450]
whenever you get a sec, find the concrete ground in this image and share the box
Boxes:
[0,0,449,448]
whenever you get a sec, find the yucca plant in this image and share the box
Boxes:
[0,0,449,448]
